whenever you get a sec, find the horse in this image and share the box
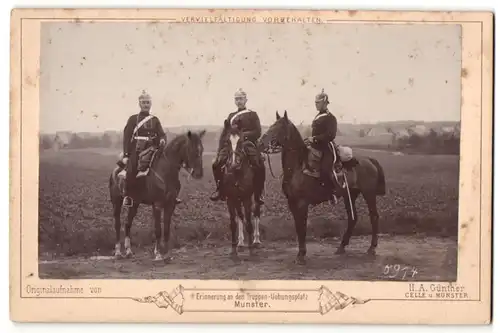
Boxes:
[259,111,386,265]
[220,125,263,260]
[109,130,206,262]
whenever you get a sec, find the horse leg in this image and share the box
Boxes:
[336,190,359,255]
[252,200,262,248]
[243,198,255,257]
[124,202,139,258]
[113,198,123,258]
[363,192,379,256]
[152,203,163,261]
[289,198,308,265]
[236,205,245,252]
[228,199,240,261]
[162,199,177,262]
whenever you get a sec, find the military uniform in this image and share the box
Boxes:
[304,89,343,200]
[121,90,180,207]
[210,89,265,203]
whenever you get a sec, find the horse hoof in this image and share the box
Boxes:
[294,256,306,265]
[153,253,163,261]
[230,252,240,262]
[124,250,134,259]
[114,252,123,259]
[237,245,245,253]
[163,256,173,263]
[253,242,263,249]
[335,247,346,255]
[367,248,376,256]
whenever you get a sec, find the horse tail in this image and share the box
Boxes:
[368,157,386,196]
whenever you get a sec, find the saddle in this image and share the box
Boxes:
[302,142,359,188]
[116,146,159,180]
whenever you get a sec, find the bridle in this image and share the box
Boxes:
[160,137,196,176]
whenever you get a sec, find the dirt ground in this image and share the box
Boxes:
[39,235,457,281]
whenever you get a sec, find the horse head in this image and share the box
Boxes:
[260,110,292,154]
[178,129,206,179]
[225,126,246,173]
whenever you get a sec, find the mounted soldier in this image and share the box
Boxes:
[303,89,345,203]
[210,88,265,204]
[119,90,181,207]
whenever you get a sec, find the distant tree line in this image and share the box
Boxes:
[392,129,460,155]
[40,131,221,152]
[39,125,460,155]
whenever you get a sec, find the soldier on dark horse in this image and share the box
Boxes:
[303,89,347,204]
[119,90,181,207]
[210,88,265,205]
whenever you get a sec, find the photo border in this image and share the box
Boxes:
[9,8,493,324]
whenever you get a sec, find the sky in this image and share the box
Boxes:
[40,21,462,133]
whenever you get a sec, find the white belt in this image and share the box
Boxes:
[134,136,150,141]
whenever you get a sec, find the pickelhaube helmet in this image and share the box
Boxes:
[138,90,152,102]
[234,88,247,98]
[315,88,329,103]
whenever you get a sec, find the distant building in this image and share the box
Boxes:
[52,131,72,151]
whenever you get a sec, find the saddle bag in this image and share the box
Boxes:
[336,145,359,170]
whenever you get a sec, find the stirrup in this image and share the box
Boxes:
[330,194,339,205]
[210,191,224,202]
[136,169,149,178]
[303,168,320,178]
[256,195,265,205]
[123,196,133,207]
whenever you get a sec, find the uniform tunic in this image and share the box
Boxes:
[123,111,166,155]
[217,108,262,151]
[215,108,262,165]
[311,110,337,148]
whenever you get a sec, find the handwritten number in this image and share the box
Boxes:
[401,267,408,280]
[389,264,400,278]
[383,265,418,280]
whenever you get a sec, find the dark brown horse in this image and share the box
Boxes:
[220,125,263,261]
[109,130,206,261]
[260,111,386,265]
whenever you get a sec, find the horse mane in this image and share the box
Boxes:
[165,133,188,153]
[285,118,308,163]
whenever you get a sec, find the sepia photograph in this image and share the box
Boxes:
[10,8,492,324]
[38,18,461,281]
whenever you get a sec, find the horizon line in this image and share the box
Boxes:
[39,119,461,135]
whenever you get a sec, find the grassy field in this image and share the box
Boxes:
[38,146,459,260]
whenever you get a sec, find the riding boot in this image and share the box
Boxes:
[330,170,345,205]
[209,180,225,201]
[123,176,134,207]
[210,163,225,201]
[254,161,265,205]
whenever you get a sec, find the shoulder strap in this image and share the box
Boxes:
[131,114,154,139]
[230,109,252,125]
[313,111,330,121]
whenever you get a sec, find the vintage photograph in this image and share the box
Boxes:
[37,19,462,281]
[9,8,492,324]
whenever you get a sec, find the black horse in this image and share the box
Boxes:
[109,130,206,261]
[260,111,386,265]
